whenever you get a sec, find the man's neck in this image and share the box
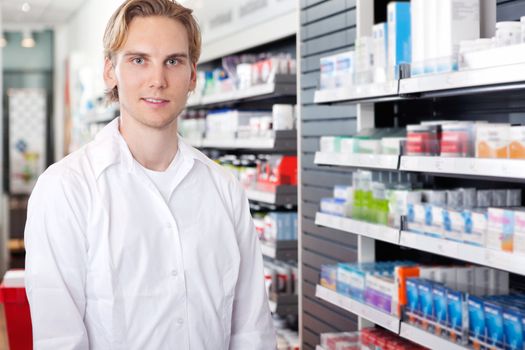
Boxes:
[119,115,179,172]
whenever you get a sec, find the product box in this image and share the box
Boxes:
[321,265,337,290]
[320,55,337,90]
[472,267,490,297]
[337,264,367,301]
[372,22,388,83]
[456,267,474,294]
[476,124,511,159]
[320,136,354,153]
[406,203,426,233]
[484,301,505,349]
[387,2,411,80]
[354,37,374,85]
[510,126,525,159]
[487,208,515,252]
[435,267,458,291]
[418,280,436,331]
[410,0,424,76]
[435,0,480,73]
[381,137,406,155]
[462,210,487,247]
[468,296,487,347]
[514,210,525,255]
[394,266,420,318]
[443,208,464,242]
[433,285,449,337]
[406,278,421,318]
[364,275,396,314]
[503,308,524,350]
[335,51,355,88]
[334,185,354,202]
[320,198,349,217]
[423,0,438,74]
[447,290,468,343]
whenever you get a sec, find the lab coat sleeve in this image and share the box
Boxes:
[24,166,90,350]
[229,183,277,350]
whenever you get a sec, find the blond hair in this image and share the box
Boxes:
[103,0,201,102]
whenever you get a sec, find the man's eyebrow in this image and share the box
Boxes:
[122,52,189,59]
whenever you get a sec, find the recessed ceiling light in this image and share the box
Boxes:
[21,30,35,48]
[21,2,31,13]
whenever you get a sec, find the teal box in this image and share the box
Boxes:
[387,1,411,80]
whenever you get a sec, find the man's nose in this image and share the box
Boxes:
[148,64,168,89]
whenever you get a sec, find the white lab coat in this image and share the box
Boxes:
[24,118,276,350]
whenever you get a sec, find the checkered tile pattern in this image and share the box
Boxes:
[8,89,47,194]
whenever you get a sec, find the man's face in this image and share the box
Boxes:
[104,16,196,130]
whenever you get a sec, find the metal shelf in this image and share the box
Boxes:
[399,62,525,98]
[199,130,297,152]
[315,152,400,170]
[399,323,468,350]
[315,212,400,245]
[269,292,298,315]
[313,80,399,104]
[246,185,297,206]
[260,240,297,261]
[399,156,525,180]
[400,230,525,276]
[186,75,296,108]
[315,285,401,334]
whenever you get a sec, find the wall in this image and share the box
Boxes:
[53,0,121,159]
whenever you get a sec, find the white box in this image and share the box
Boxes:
[335,51,355,88]
[320,55,337,90]
[354,37,374,85]
[461,43,525,70]
[455,267,474,294]
[410,0,425,76]
[372,22,388,82]
[514,210,525,255]
[423,0,438,73]
[436,0,480,73]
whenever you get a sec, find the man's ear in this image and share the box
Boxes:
[103,57,117,90]
[188,62,197,92]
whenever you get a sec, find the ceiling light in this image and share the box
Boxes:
[21,2,31,12]
[21,30,35,48]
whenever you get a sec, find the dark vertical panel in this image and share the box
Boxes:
[299,2,358,348]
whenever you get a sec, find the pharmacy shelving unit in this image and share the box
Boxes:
[298,0,525,349]
[187,27,300,325]
[192,130,297,153]
[187,75,297,109]
[261,240,298,261]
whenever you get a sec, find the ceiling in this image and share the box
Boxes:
[1,0,85,30]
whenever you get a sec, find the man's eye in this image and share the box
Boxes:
[167,59,179,65]
[132,58,145,64]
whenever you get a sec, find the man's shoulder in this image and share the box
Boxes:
[37,143,96,194]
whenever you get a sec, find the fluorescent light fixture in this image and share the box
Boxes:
[21,2,31,12]
[21,29,35,48]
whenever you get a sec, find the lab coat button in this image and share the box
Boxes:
[171,270,178,277]
[177,318,184,325]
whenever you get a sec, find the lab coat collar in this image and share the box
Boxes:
[91,117,198,179]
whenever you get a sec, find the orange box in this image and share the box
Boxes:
[509,126,525,159]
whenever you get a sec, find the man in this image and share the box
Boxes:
[24,0,276,349]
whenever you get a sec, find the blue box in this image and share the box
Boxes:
[433,285,449,336]
[484,301,504,349]
[469,296,487,346]
[418,280,435,332]
[447,289,466,343]
[406,278,420,316]
[387,2,411,80]
[503,308,524,350]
